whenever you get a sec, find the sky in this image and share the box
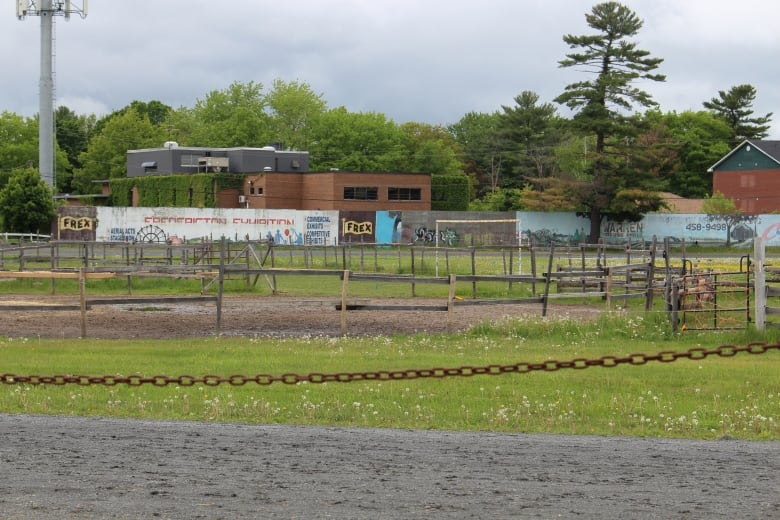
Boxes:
[2,0,779,139]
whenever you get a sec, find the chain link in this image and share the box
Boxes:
[1,342,778,388]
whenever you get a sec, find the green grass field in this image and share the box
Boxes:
[1,312,778,440]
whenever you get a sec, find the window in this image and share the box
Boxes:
[388,187,421,201]
[344,186,378,200]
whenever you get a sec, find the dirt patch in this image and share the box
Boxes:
[0,294,601,339]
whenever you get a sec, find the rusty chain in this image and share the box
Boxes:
[1,342,778,387]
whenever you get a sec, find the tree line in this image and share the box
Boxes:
[0,2,773,239]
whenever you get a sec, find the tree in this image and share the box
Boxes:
[189,81,271,147]
[0,168,56,234]
[399,122,464,176]
[555,1,666,242]
[642,110,732,198]
[448,111,502,199]
[73,108,166,194]
[497,91,562,188]
[55,106,95,193]
[265,79,327,151]
[0,111,39,177]
[702,191,756,247]
[309,107,404,171]
[703,84,773,144]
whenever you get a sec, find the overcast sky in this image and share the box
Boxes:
[2,0,778,139]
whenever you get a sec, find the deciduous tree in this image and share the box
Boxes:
[0,168,56,234]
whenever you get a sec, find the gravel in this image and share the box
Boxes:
[1,414,779,519]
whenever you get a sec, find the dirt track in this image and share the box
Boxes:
[0,294,600,339]
[1,414,779,519]
[2,296,777,518]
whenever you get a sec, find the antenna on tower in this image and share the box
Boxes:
[17,0,88,190]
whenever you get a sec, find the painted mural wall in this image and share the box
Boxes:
[93,207,339,245]
[56,207,780,247]
[517,212,778,247]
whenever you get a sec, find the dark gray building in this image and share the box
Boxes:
[126,144,309,177]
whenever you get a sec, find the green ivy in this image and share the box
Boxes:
[109,174,244,208]
[431,174,470,211]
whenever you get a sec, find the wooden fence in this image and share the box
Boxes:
[0,236,755,336]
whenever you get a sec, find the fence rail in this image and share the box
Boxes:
[0,236,761,336]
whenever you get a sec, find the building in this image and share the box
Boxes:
[709,140,780,214]
[126,144,308,177]
[124,145,432,211]
[241,171,430,211]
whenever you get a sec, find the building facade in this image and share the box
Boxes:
[124,145,432,211]
[127,144,308,177]
[709,140,780,214]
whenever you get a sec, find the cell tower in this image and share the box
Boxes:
[17,1,88,189]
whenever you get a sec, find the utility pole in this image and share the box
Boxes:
[17,1,88,190]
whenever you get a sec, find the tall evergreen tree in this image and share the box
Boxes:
[703,84,773,144]
[497,91,561,189]
[555,1,665,242]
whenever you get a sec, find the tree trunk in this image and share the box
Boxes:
[588,206,602,244]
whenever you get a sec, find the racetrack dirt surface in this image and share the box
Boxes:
[1,295,777,519]
[0,294,601,339]
[1,414,779,519]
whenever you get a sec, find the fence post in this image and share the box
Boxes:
[755,237,766,331]
[447,274,456,331]
[671,281,680,332]
[542,245,555,317]
[216,237,225,334]
[79,267,87,338]
[340,270,350,337]
[471,247,477,299]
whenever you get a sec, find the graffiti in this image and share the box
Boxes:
[414,227,459,246]
[526,228,573,246]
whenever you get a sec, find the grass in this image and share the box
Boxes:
[1,313,779,440]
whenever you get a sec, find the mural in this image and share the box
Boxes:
[340,211,376,243]
[93,207,339,245]
[56,206,97,241]
[56,207,780,247]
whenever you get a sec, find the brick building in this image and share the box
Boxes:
[709,140,780,213]
[125,145,431,211]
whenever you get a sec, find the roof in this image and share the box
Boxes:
[708,139,780,172]
[658,192,704,213]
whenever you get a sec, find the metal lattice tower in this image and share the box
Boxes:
[17,1,88,189]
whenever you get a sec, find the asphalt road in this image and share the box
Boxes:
[1,414,779,519]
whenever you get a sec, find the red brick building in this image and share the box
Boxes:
[709,140,780,214]
[240,171,431,211]
[122,146,432,211]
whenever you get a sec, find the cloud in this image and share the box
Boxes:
[2,0,777,138]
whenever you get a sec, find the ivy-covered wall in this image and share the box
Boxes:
[109,174,244,208]
[431,174,470,211]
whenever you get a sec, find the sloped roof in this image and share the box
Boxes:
[708,139,780,172]
[658,193,704,214]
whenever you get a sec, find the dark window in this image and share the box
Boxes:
[388,187,422,201]
[344,186,378,200]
